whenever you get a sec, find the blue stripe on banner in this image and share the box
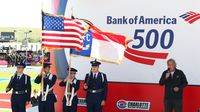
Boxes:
[179,14,188,18]
[57,0,68,15]
[182,15,190,19]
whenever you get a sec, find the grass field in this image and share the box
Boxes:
[0,66,41,92]
[0,66,41,112]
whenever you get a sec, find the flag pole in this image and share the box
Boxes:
[41,58,44,97]
[41,48,45,97]
[66,53,72,106]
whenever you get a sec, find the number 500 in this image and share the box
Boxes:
[132,29,174,49]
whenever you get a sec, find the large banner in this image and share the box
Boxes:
[41,0,200,112]
[63,0,200,85]
[52,0,200,112]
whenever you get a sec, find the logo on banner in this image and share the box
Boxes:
[109,16,176,66]
[179,11,200,24]
[116,99,151,110]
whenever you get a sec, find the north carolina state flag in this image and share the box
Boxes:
[70,25,126,64]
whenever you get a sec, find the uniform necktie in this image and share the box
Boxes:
[17,76,20,80]
[94,74,96,79]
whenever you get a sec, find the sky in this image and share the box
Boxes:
[0,0,42,28]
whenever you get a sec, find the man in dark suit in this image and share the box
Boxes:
[6,63,31,112]
[84,60,108,112]
[159,58,188,112]
[59,67,80,112]
[34,63,57,112]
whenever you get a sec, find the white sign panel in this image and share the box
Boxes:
[64,0,200,85]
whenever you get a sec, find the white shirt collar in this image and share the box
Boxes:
[17,73,23,79]
[170,70,175,76]
[93,72,99,78]
[45,73,50,77]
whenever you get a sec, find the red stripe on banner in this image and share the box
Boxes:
[42,39,82,44]
[187,11,196,15]
[64,23,85,31]
[64,29,84,36]
[42,33,82,39]
[126,47,168,59]
[90,26,126,47]
[188,15,200,24]
[42,44,82,50]
[185,14,200,21]
[124,51,155,65]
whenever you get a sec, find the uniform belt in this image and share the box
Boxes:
[13,90,27,94]
[41,90,54,94]
[66,92,77,96]
[88,89,103,93]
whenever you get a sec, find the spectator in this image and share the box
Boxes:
[31,89,39,107]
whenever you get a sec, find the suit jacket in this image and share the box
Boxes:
[159,68,188,100]
[84,72,108,101]
[8,73,31,102]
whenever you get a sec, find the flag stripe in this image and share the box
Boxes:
[64,26,86,34]
[42,33,82,39]
[64,23,86,31]
[91,28,126,47]
[64,20,83,25]
[42,36,82,41]
[64,29,84,35]
[43,30,84,36]
[42,38,82,44]
[42,42,82,48]
[42,44,82,50]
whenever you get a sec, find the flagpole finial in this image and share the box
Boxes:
[71,7,75,19]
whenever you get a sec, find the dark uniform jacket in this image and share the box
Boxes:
[84,72,108,101]
[34,73,57,102]
[8,73,31,101]
[59,78,80,102]
[159,68,188,100]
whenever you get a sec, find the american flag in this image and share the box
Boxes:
[179,11,200,24]
[42,13,88,50]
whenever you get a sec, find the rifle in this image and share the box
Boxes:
[6,71,17,93]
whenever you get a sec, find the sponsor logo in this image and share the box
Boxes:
[180,11,200,24]
[117,99,151,110]
[78,98,87,106]
[107,16,177,25]
[125,39,169,66]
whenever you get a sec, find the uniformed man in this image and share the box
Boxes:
[84,60,108,112]
[159,59,188,112]
[34,63,57,112]
[59,67,80,112]
[6,62,31,112]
